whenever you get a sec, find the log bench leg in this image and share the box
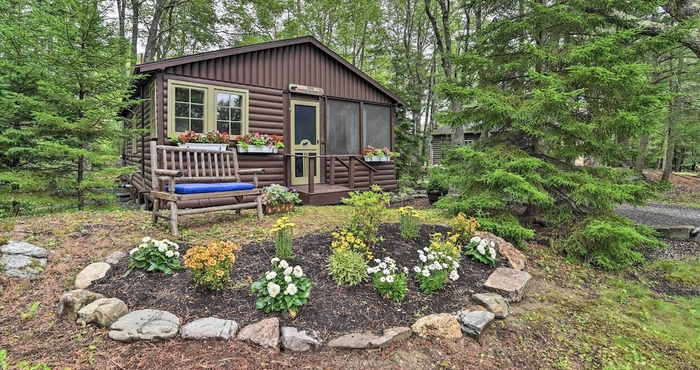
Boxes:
[234,196,243,215]
[152,198,161,224]
[170,201,179,236]
[256,194,263,220]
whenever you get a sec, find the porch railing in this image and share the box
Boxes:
[283,154,379,194]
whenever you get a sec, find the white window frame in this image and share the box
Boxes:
[166,79,249,138]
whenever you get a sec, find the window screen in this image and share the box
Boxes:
[363,104,391,149]
[327,100,360,155]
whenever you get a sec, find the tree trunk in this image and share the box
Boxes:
[634,134,650,174]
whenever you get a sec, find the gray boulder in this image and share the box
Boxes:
[456,310,495,341]
[483,267,531,302]
[109,309,180,342]
[281,326,321,351]
[0,241,48,279]
[74,262,111,289]
[473,292,509,319]
[181,317,239,340]
[77,298,128,328]
[57,289,105,322]
[237,318,280,349]
[327,327,412,349]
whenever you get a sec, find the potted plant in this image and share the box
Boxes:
[234,132,284,153]
[261,184,301,214]
[426,165,450,204]
[172,130,231,151]
[363,146,399,162]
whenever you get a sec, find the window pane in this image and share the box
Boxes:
[217,121,229,133]
[230,94,241,107]
[175,118,189,132]
[175,102,189,117]
[327,100,360,155]
[230,121,241,135]
[217,107,229,120]
[191,104,204,118]
[191,89,204,104]
[363,104,391,149]
[294,105,317,145]
[191,119,204,132]
[217,93,230,107]
[175,87,189,102]
[232,108,241,122]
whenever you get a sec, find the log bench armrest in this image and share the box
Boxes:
[154,169,183,178]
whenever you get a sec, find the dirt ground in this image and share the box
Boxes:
[0,172,698,369]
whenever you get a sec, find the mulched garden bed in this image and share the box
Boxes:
[90,223,506,341]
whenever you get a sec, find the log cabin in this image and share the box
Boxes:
[123,36,406,207]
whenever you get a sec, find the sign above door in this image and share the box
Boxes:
[289,84,324,96]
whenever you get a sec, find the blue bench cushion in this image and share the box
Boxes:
[166,182,255,194]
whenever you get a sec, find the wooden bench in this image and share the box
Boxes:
[149,140,264,236]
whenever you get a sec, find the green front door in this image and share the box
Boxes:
[291,100,321,186]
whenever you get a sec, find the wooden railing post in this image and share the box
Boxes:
[308,155,315,193]
[329,155,336,186]
[349,157,355,189]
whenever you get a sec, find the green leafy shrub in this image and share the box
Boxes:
[183,241,240,291]
[563,215,664,270]
[342,185,390,248]
[398,206,422,241]
[426,165,450,193]
[463,236,497,267]
[251,258,311,318]
[271,217,294,259]
[367,257,408,302]
[125,237,183,276]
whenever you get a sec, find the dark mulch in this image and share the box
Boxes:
[90,223,505,341]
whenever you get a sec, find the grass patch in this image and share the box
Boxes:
[650,260,700,286]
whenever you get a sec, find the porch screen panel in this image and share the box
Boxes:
[327,100,359,155]
[363,104,391,149]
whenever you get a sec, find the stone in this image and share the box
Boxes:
[109,309,180,343]
[104,251,127,266]
[77,298,128,328]
[281,326,321,352]
[74,262,111,289]
[655,226,693,241]
[410,313,462,340]
[327,326,412,349]
[474,231,526,270]
[181,317,239,340]
[57,289,105,322]
[456,310,495,340]
[483,267,531,302]
[237,318,280,349]
[0,241,48,279]
[472,292,509,319]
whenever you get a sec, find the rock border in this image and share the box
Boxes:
[57,232,531,351]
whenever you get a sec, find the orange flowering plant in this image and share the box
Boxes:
[174,129,231,144]
[183,241,241,291]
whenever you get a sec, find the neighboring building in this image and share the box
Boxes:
[430,125,481,165]
[123,36,406,205]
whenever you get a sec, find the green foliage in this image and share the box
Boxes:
[327,250,368,286]
[19,301,40,320]
[367,257,408,302]
[651,260,700,286]
[463,236,497,267]
[251,258,311,318]
[397,206,421,241]
[341,185,390,248]
[426,165,450,193]
[270,217,294,260]
[414,245,460,294]
[125,237,183,276]
[563,215,664,270]
[183,241,240,291]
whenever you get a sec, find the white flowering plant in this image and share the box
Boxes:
[464,236,498,267]
[251,258,311,318]
[413,246,461,293]
[367,257,409,302]
[125,237,183,276]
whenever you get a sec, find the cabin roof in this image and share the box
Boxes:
[134,36,406,106]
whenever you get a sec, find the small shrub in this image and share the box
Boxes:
[251,258,311,318]
[413,245,461,293]
[271,217,294,259]
[125,237,183,276]
[328,250,368,286]
[183,241,241,291]
[398,206,421,241]
[450,212,480,245]
[328,230,369,285]
[262,184,301,207]
[464,236,497,267]
[342,185,390,248]
[367,257,408,302]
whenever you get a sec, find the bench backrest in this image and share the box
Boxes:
[150,141,243,191]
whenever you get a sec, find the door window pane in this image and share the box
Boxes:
[294,105,317,145]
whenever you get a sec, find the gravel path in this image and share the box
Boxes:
[616,203,700,228]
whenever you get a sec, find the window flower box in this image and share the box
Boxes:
[362,146,398,162]
[237,144,278,154]
[264,202,295,215]
[178,143,229,151]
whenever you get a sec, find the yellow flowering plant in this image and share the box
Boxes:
[328,230,369,286]
[271,217,294,259]
[183,241,241,291]
[450,213,480,245]
[398,206,422,241]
